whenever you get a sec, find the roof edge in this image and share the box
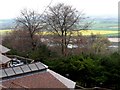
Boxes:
[47,69,76,88]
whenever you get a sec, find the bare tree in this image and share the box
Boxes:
[2,30,39,53]
[15,9,43,50]
[43,3,91,56]
[75,34,111,55]
[89,35,111,55]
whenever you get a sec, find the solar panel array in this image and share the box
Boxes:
[0,62,47,79]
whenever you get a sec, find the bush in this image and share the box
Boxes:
[44,52,120,89]
[28,45,50,61]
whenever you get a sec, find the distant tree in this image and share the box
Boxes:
[2,30,37,53]
[43,3,91,56]
[2,30,51,59]
[70,33,111,55]
[87,34,110,55]
[15,9,43,50]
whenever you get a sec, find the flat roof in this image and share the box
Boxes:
[108,38,120,42]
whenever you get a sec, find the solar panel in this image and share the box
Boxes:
[4,68,15,76]
[35,62,46,70]
[28,63,38,71]
[0,69,7,78]
[13,67,23,74]
[0,69,2,78]
[0,62,47,79]
[20,65,31,73]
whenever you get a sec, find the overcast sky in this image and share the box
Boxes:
[0,0,118,19]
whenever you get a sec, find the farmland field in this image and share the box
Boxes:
[0,29,118,36]
[0,29,12,35]
[0,17,118,37]
[41,30,118,36]
[78,30,118,36]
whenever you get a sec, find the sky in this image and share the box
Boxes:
[0,0,118,19]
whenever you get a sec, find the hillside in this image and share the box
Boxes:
[0,16,118,30]
[91,16,118,30]
[0,19,15,29]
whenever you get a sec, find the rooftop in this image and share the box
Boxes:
[0,62,47,79]
[0,54,11,64]
[0,62,76,89]
[108,38,120,42]
[0,45,11,65]
[0,44,10,54]
[2,71,67,88]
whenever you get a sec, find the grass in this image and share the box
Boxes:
[0,29,118,36]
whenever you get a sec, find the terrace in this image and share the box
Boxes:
[6,55,34,68]
[0,45,34,69]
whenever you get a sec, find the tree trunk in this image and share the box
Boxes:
[64,31,67,56]
[30,34,36,51]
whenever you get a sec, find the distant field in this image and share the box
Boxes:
[41,30,118,36]
[0,29,118,36]
[78,30,118,36]
[0,30,12,35]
